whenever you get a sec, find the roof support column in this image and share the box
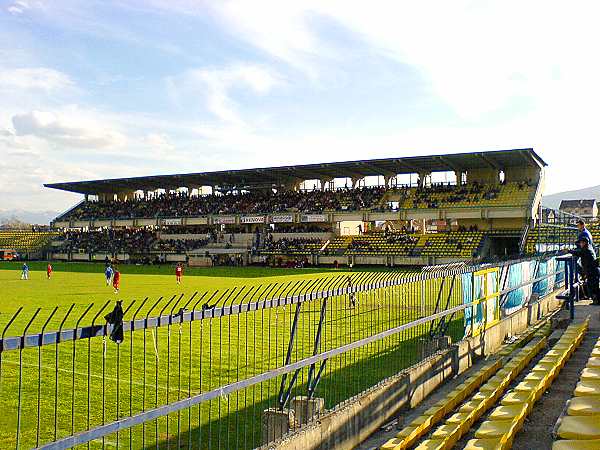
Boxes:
[320,177,333,191]
[351,176,364,189]
[455,171,464,186]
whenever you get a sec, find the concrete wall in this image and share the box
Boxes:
[264,291,561,450]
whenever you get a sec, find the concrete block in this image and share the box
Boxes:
[262,408,296,445]
[290,396,325,426]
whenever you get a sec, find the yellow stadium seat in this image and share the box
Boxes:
[500,391,534,406]
[474,419,519,439]
[487,404,528,421]
[574,381,600,397]
[413,439,447,450]
[552,439,600,450]
[586,357,600,368]
[567,396,600,416]
[463,437,505,450]
[580,368,600,381]
[557,416,600,440]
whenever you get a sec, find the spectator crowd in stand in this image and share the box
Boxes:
[261,236,323,253]
[407,181,498,209]
[60,186,389,220]
[58,181,535,221]
[56,228,209,254]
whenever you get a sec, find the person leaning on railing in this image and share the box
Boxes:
[571,236,600,305]
[577,219,595,254]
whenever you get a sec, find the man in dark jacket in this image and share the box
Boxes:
[577,220,595,256]
[572,236,600,304]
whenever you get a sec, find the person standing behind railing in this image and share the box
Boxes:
[571,236,600,305]
[577,219,595,255]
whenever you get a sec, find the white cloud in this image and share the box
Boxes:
[167,64,280,125]
[7,1,30,15]
[205,1,600,118]
[0,67,73,92]
[11,110,126,149]
[143,132,175,153]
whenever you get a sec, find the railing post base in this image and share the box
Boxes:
[291,396,325,426]
[262,408,297,445]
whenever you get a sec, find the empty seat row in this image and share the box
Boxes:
[463,319,589,450]
[380,320,551,450]
[0,230,58,251]
[414,336,548,450]
[553,332,600,449]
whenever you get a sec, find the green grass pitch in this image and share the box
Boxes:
[0,262,463,449]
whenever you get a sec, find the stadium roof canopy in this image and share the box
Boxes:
[45,148,546,195]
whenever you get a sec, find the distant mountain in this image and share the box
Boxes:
[543,185,600,210]
[0,209,59,226]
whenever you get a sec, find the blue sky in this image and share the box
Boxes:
[2,1,600,214]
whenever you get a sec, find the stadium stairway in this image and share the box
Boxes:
[362,305,600,450]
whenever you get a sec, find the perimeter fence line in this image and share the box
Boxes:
[0,255,566,449]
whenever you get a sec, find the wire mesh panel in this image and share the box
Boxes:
[0,261,562,450]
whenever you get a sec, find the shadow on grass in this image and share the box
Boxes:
[148,318,466,450]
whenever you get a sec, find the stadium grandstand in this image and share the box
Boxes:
[0,229,58,259]
[44,148,549,266]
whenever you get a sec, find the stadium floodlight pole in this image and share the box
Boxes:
[16,307,41,450]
